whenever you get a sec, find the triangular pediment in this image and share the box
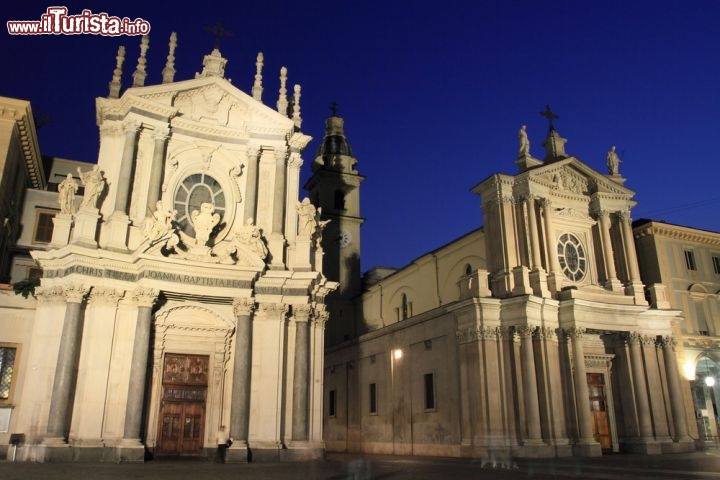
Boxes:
[528,157,634,198]
[99,76,294,138]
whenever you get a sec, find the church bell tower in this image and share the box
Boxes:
[305,108,364,345]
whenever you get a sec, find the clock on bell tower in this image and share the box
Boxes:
[304,107,364,345]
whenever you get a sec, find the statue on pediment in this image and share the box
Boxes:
[77,165,105,210]
[606,146,621,175]
[58,174,78,215]
[518,125,530,157]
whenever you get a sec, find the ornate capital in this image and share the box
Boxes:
[64,284,90,303]
[617,210,631,223]
[99,120,124,137]
[246,145,260,161]
[256,302,288,319]
[535,326,557,340]
[660,335,678,350]
[132,287,159,308]
[626,331,654,346]
[594,209,610,221]
[152,125,170,141]
[122,119,141,135]
[288,152,303,169]
[274,147,288,163]
[291,304,312,322]
[565,326,586,341]
[232,297,255,317]
[35,285,66,304]
[515,325,535,339]
[539,197,552,210]
[501,195,516,205]
[88,287,124,306]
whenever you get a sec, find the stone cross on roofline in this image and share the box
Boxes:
[540,104,559,131]
[205,20,233,50]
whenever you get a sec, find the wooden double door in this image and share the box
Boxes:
[157,353,209,455]
[587,372,612,451]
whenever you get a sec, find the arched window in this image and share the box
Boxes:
[465,264,473,276]
[334,190,346,210]
[401,294,408,320]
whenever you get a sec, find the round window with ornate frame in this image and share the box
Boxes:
[557,233,587,282]
[173,172,226,236]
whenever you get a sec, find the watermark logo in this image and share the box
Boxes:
[7,7,150,36]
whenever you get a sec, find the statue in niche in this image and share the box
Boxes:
[191,202,220,246]
[518,125,530,157]
[234,218,268,259]
[606,146,621,175]
[57,174,78,215]
[77,165,105,210]
[296,197,318,237]
[143,201,177,242]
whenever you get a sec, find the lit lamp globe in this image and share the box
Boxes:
[705,376,716,387]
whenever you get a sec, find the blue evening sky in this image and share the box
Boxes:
[3,1,719,272]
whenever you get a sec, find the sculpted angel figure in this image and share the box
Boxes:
[234,218,268,259]
[606,146,621,175]
[144,201,177,242]
[191,202,220,246]
[57,173,78,215]
[77,165,105,209]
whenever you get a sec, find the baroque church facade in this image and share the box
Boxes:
[320,115,702,459]
[0,35,336,462]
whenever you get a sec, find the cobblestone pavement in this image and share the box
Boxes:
[1,450,720,480]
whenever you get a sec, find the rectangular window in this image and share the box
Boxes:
[328,389,336,417]
[684,250,696,271]
[369,383,377,414]
[33,209,57,243]
[0,345,18,402]
[713,256,720,275]
[424,373,436,410]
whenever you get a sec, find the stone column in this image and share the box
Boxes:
[146,126,170,212]
[291,305,311,441]
[284,152,303,245]
[243,146,260,222]
[566,328,597,445]
[229,297,254,457]
[627,332,654,440]
[619,211,646,304]
[661,336,691,442]
[526,196,542,269]
[596,210,621,290]
[540,198,562,295]
[115,120,140,214]
[526,195,550,297]
[122,288,159,443]
[46,284,89,441]
[272,147,287,234]
[517,325,543,444]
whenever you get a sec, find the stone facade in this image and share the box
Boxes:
[0,39,335,462]
[323,123,697,459]
[634,220,720,445]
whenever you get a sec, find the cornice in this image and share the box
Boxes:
[633,222,720,246]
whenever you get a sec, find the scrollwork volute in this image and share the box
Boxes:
[660,335,678,351]
[565,326,586,341]
[256,302,288,319]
